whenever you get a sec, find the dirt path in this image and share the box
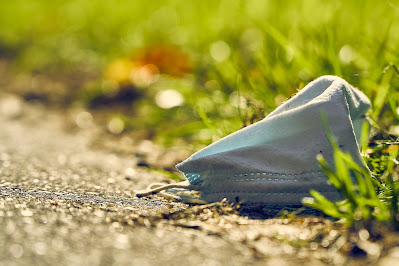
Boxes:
[0,94,391,265]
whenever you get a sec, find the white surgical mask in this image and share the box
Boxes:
[137,75,371,205]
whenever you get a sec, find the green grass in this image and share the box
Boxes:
[303,113,399,230]
[1,1,399,230]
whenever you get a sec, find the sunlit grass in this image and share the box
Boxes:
[303,113,399,230]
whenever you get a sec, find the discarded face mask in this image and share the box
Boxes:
[137,75,371,205]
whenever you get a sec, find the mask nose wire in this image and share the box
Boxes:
[135,181,202,201]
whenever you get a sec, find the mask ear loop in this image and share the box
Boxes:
[135,181,203,202]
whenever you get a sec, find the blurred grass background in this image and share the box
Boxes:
[0,0,399,147]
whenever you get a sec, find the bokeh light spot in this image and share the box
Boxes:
[240,28,264,51]
[9,244,23,258]
[124,168,136,178]
[229,92,247,109]
[75,112,94,129]
[108,117,125,135]
[155,89,184,109]
[0,95,23,118]
[130,64,160,87]
[339,45,356,64]
[210,41,230,62]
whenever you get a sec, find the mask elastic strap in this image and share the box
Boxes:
[135,181,202,202]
